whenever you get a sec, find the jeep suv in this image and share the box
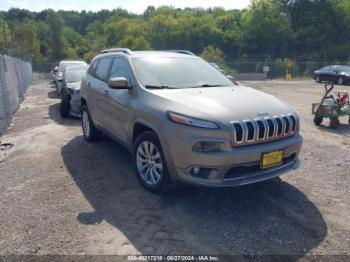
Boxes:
[80,48,303,193]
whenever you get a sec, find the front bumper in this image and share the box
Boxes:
[163,130,303,187]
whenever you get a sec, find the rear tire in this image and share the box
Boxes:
[81,105,102,142]
[133,131,172,193]
[313,116,323,126]
[60,94,70,118]
[337,76,344,85]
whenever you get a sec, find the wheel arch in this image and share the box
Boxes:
[132,121,159,144]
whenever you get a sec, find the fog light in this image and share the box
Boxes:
[193,166,200,174]
[190,167,212,179]
[192,141,221,152]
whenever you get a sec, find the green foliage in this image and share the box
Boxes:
[241,0,293,56]
[46,9,65,60]
[0,18,12,48]
[1,1,350,67]
[117,36,151,51]
[200,45,224,63]
[11,20,41,61]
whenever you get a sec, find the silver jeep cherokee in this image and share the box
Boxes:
[80,48,303,193]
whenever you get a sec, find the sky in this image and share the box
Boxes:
[0,0,251,13]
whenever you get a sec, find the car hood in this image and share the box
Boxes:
[66,81,81,90]
[150,85,295,123]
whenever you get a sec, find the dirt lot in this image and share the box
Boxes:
[0,77,349,258]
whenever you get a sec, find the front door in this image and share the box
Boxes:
[103,57,133,142]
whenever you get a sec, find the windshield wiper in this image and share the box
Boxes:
[145,85,175,89]
[190,84,225,88]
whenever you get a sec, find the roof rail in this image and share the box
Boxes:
[162,50,195,56]
[100,48,132,55]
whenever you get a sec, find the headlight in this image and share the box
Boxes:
[167,112,219,129]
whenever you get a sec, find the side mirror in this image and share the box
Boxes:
[53,66,58,73]
[108,77,131,90]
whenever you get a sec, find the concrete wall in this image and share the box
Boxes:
[0,55,32,134]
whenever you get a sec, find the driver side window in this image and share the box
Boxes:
[109,57,131,84]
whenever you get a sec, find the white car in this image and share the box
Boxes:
[55,60,88,96]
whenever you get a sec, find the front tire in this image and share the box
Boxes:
[133,131,172,193]
[60,94,70,117]
[315,75,321,83]
[314,116,323,126]
[81,105,102,142]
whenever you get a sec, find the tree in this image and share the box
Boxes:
[1,4,350,66]
[117,36,151,50]
[12,21,41,60]
[46,9,65,60]
[241,0,293,57]
[0,18,12,48]
[200,45,224,63]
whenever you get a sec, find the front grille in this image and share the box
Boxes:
[231,114,298,146]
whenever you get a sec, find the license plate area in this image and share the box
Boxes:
[260,150,283,169]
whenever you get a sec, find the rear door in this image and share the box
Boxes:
[84,58,100,124]
[330,66,340,82]
[88,57,113,128]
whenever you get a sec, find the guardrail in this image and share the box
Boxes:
[0,54,32,134]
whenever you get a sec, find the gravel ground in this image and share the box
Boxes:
[0,78,349,259]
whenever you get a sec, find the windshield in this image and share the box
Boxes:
[65,68,87,83]
[59,62,86,73]
[131,57,233,88]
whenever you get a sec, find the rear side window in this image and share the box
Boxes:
[95,57,113,82]
[88,59,99,77]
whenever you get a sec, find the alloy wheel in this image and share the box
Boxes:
[338,77,344,85]
[136,141,163,185]
[338,76,344,85]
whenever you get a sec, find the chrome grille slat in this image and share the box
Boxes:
[231,114,297,147]
[244,120,255,143]
[262,118,269,140]
[255,119,265,140]
[266,118,275,138]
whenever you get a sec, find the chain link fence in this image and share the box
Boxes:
[0,54,32,134]
[218,60,349,80]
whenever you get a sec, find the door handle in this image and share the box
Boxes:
[87,82,91,88]
[104,90,109,96]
